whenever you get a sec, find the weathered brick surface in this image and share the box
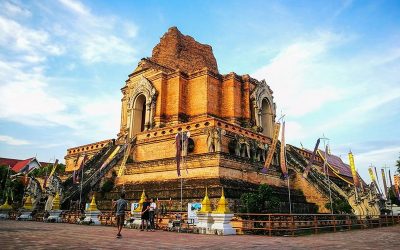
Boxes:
[292,171,330,213]
[151,26,219,74]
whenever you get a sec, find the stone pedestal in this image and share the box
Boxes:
[47,210,62,223]
[129,211,142,229]
[211,213,236,235]
[196,212,214,234]
[84,210,101,225]
[17,211,33,221]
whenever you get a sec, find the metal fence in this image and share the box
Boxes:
[231,213,400,236]
[8,211,400,236]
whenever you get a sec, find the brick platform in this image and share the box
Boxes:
[0,221,399,249]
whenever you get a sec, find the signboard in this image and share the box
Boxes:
[131,203,139,213]
[188,202,201,223]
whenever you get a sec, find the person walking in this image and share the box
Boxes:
[141,198,150,231]
[149,198,157,231]
[113,193,128,238]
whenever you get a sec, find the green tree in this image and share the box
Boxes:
[396,153,400,174]
[100,179,115,194]
[388,187,400,206]
[0,165,11,202]
[326,199,352,214]
[0,166,24,206]
[240,192,261,213]
[240,184,280,213]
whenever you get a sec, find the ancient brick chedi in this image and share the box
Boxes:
[151,27,219,74]
[64,27,379,214]
[112,27,295,210]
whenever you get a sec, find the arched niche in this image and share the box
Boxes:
[261,98,273,137]
[250,80,276,138]
[132,94,147,135]
[126,76,158,138]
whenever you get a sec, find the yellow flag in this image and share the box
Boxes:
[348,152,359,187]
[368,167,376,182]
[279,122,288,178]
[48,159,59,179]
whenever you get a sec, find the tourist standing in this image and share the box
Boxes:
[149,198,157,231]
[141,198,150,231]
[113,193,128,238]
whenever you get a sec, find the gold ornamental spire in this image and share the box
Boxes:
[87,194,98,211]
[134,190,146,212]
[52,192,60,210]
[213,187,230,214]
[23,195,33,210]
[199,187,212,213]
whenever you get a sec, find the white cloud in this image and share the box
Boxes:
[253,31,346,117]
[58,0,90,16]
[0,15,65,62]
[317,87,400,133]
[76,96,121,138]
[81,34,136,64]
[52,0,138,64]
[0,0,136,138]
[1,1,32,18]
[284,121,305,142]
[0,135,30,145]
[253,29,400,143]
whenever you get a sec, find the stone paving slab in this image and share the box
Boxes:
[0,221,399,249]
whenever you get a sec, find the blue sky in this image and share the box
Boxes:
[0,0,399,183]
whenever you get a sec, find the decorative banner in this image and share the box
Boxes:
[348,152,359,187]
[43,159,59,189]
[99,146,121,171]
[368,167,376,182]
[374,167,381,192]
[182,131,190,174]
[73,154,87,184]
[368,167,381,195]
[279,122,288,178]
[381,169,388,199]
[175,133,182,177]
[388,170,396,198]
[394,174,400,201]
[262,123,281,173]
[302,138,321,178]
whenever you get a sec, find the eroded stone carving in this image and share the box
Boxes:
[205,128,226,152]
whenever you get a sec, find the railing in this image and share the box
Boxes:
[60,210,191,231]
[9,211,400,236]
[232,213,400,236]
[60,211,83,224]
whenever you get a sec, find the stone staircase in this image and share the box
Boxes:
[61,142,127,208]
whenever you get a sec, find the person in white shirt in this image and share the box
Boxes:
[149,198,157,231]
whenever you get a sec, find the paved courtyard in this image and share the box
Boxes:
[0,221,399,249]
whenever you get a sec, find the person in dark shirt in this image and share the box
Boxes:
[113,193,128,238]
[141,198,150,231]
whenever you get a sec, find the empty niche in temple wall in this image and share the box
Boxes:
[126,76,158,138]
[250,80,276,138]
